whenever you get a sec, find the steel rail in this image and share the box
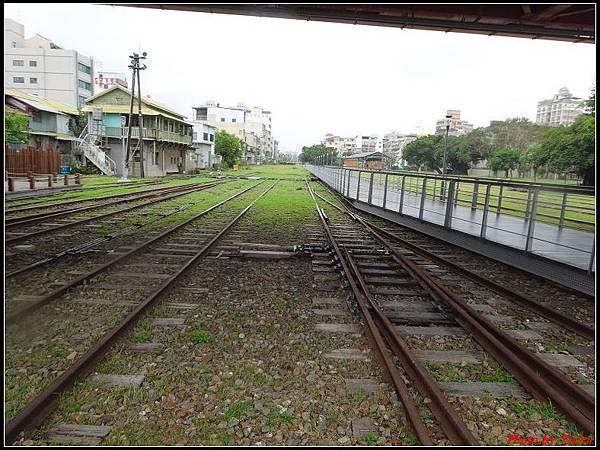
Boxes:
[5,182,213,227]
[343,248,479,445]
[314,182,595,336]
[5,181,224,244]
[5,182,260,325]
[3,179,168,209]
[6,203,192,280]
[375,229,596,433]
[312,181,595,433]
[5,181,276,444]
[306,180,434,445]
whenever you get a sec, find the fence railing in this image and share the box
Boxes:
[307,165,595,273]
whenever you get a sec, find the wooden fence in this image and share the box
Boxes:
[4,146,61,174]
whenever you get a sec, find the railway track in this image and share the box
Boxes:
[5,182,221,230]
[306,181,595,444]
[5,181,277,444]
[315,182,595,340]
[4,182,224,257]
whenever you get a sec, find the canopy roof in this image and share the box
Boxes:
[5,89,79,116]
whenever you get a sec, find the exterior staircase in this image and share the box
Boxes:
[75,125,117,176]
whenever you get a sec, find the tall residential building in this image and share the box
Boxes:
[382,131,418,167]
[435,109,473,136]
[192,101,274,164]
[536,87,585,127]
[322,133,356,155]
[354,135,380,153]
[93,72,128,94]
[4,18,95,108]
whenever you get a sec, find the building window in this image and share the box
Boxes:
[155,152,159,165]
[203,132,208,140]
[30,77,38,84]
[78,62,91,74]
[12,60,24,66]
[209,134,214,142]
[78,95,86,108]
[32,111,42,122]
[195,107,207,121]
[232,118,236,123]
[221,118,225,122]
[78,79,91,90]
[29,60,37,67]
[13,77,24,83]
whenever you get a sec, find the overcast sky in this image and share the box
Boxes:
[5,3,596,154]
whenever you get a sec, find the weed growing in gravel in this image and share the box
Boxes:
[404,435,419,445]
[191,329,210,344]
[224,400,253,422]
[510,400,562,421]
[132,321,152,343]
[363,431,379,445]
[266,406,294,427]
[57,393,86,414]
[424,362,514,383]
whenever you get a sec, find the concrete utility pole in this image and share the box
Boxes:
[441,113,452,199]
[122,51,147,181]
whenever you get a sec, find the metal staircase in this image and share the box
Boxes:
[75,125,117,176]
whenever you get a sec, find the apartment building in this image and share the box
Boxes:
[189,122,218,169]
[435,109,473,136]
[81,84,194,176]
[192,101,275,164]
[536,87,585,127]
[382,131,418,167]
[322,133,356,155]
[354,135,380,153]
[4,18,95,108]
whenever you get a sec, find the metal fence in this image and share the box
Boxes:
[307,165,595,273]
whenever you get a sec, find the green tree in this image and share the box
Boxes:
[522,144,550,181]
[4,111,29,143]
[299,144,337,164]
[215,129,243,168]
[69,112,88,137]
[489,148,521,178]
[584,85,595,117]
[486,118,545,153]
[403,135,441,171]
[540,115,595,185]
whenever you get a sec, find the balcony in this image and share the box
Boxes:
[102,127,192,145]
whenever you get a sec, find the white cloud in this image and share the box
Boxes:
[5,3,596,153]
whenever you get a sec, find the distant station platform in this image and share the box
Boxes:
[308,165,595,295]
[4,176,82,199]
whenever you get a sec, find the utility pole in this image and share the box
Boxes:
[441,113,452,199]
[122,51,147,181]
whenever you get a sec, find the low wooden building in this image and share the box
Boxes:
[342,151,383,170]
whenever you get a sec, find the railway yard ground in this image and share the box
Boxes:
[3,165,596,446]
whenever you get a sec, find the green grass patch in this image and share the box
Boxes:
[511,400,562,421]
[132,320,152,343]
[223,400,253,422]
[424,362,514,383]
[190,329,210,344]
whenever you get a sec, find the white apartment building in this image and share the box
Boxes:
[322,133,356,155]
[435,109,473,136]
[536,87,585,127]
[383,131,418,167]
[189,122,218,169]
[354,135,380,153]
[4,18,95,108]
[192,101,275,164]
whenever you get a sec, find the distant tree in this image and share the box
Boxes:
[485,118,545,153]
[215,129,243,168]
[299,144,337,164]
[540,115,595,186]
[489,148,521,178]
[522,144,550,181]
[584,85,595,117]
[5,112,29,143]
[403,135,441,172]
[460,128,493,163]
[69,112,88,137]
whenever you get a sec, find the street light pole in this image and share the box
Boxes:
[441,113,452,199]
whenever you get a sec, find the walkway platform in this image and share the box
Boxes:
[308,166,595,296]
[4,179,82,199]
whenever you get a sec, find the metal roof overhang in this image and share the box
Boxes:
[118,4,595,43]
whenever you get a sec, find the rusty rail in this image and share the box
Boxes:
[5,181,276,444]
